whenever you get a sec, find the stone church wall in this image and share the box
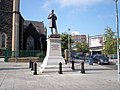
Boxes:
[0,0,47,57]
[0,0,13,50]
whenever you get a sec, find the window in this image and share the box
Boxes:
[1,33,7,47]
[26,36,34,50]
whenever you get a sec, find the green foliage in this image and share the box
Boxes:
[60,32,73,56]
[103,27,117,55]
[76,42,89,54]
[60,32,69,56]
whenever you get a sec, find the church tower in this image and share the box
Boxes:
[12,0,20,56]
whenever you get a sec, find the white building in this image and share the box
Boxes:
[89,35,104,55]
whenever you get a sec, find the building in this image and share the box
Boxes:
[0,0,13,50]
[89,35,104,56]
[23,20,46,51]
[0,0,47,57]
[71,32,87,43]
[71,31,87,50]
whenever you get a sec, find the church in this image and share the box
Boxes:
[0,0,47,59]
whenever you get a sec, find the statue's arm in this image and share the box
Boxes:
[48,13,52,19]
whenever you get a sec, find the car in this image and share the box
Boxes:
[92,54,109,65]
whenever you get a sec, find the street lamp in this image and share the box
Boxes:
[68,29,71,62]
[114,0,120,81]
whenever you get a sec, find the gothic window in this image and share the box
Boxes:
[1,33,7,48]
[26,36,34,50]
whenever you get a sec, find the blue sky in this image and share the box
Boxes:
[20,0,120,36]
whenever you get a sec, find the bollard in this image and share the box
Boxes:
[65,59,67,64]
[29,60,32,68]
[33,62,37,75]
[58,62,63,74]
[71,61,75,70]
[31,61,34,71]
[81,61,85,74]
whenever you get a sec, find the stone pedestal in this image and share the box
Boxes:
[38,37,65,73]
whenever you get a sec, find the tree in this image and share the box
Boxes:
[60,32,72,56]
[103,27,116,55]
[76,42,89,54]
[60,32,69,56]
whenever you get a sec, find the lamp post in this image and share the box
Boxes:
[68,29,71,62]
[114,0,120,81]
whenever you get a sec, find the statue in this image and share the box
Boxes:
[48,9,58,34]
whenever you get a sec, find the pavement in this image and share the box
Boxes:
[0,61,120,90]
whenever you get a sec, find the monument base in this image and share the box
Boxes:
[38,37,65,73]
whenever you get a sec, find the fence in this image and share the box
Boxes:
[0,48,5,57]
[0,49,46,62]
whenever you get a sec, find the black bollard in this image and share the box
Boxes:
[33,62,37,75]
[29,60,32,68]
[71,61,75,70]
[81,61,85,74]
[31,61,34,71]
[58,62,63,74]
[65,59,67,64]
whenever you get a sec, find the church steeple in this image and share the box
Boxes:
[12,0,20,57]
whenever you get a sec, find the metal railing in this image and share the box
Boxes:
[0,49,46,62]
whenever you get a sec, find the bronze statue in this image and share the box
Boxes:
[48,9,58,34]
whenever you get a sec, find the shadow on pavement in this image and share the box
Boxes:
[0,67,28,71]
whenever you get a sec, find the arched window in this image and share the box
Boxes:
[1,33,7,48]
[26,36,34,50]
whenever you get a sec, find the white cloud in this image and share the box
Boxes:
[56,0,106,8]
[41,0,51,10]
[41,0,111,10]
[97,14,114,19]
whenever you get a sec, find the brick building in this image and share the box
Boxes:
[71,32,87,49]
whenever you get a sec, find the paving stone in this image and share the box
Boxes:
[0,62,120,90]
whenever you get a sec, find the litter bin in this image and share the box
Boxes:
[89,58,93,65]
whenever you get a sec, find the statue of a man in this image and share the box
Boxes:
[48,9,58,34]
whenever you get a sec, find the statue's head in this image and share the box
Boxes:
[52,9,54,13]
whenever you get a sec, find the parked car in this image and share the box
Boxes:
[92,54,109,65]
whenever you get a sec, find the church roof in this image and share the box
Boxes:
[24,20,45,34]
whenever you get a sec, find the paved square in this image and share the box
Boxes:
[0,62,120,90]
